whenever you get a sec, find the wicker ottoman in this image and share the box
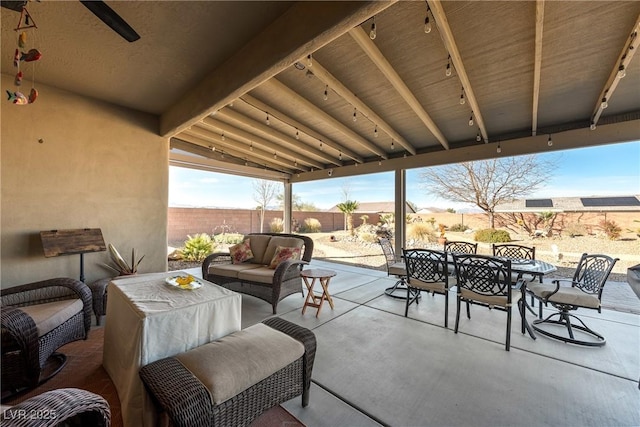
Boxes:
[139,317,316,427]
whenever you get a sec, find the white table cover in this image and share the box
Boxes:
[102,271,242,427]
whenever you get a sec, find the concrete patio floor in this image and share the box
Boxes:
[187,259,640,427]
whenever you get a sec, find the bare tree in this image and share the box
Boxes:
[252,179,279,232]
[419,155,556,228]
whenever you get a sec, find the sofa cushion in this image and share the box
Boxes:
[175,323,304,405]
[268,246,302,269]
[229,239,254,264]
[263,237,304,267]
[209,263,261,279]
[248,235,273,265]
[19,299,84,337]
[238,266,277,285]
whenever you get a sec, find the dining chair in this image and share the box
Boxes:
[402,249,451,326]
[529,253,618,346]
[444,241,478,254]
[492,243,540,306]
[453,254,525,351]
[378,237,409,299]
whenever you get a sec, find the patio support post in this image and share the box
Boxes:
[284,181,292,233]
[394,169,406,254]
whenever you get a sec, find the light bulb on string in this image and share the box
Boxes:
[547,135,553,146]
[378,158,382,166]
[468,114,474,126]
[369,17,376,40]
[266,113,270,125]
[307,54,312,67]
[274,152,277,159]
[445,55,452,77]
[249,142,253,151]
[295,129,299,140]
[476,130,481,142]
[424,13,432,34]
[221,151,225,159]
[353,108,357,122]
[618,65,626,79]
[496,143,502,154]
[319,141,323,151]
[601,97,608,109]
[590,122,596,131]
[391,140,395,150]
[459,87,466,105]
[221,132,225,141]
[339,151,342,161]
[294,159,298,167]
[374,125,378,137]
[323,85,328,101]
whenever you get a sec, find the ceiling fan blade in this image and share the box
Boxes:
[80,0,140,42]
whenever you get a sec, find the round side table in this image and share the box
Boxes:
[301,268,336,317]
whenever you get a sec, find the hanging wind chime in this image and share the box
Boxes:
[7,5,41,105]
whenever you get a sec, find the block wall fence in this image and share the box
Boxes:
[167,207,637,244]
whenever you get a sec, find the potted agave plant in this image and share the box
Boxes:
[102,243,145,276]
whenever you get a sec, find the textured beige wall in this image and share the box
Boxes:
[1,74,168,287]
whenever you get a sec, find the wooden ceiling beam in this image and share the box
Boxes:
[531,0,545,136]
[171,137,294,174]
[199,116,325,169]
[160,1,397,137]
[348,26,449,150]
[307,58,417,155]
[591,13,640,127]
[264,78,389,159]
[183,126,310,172]
[240,94,364,163]
[217,108,342,166]
[428,0,487,144]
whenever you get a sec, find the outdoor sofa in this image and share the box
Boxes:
[202,232,314,313]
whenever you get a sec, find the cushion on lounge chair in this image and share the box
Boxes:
[528,283,600,308]
[19,299,84,337]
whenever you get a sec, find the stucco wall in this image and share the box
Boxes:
[1,75,168,286]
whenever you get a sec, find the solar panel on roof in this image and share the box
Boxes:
[525,199,553,208]
[580,197,640,207]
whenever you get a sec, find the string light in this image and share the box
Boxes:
[618,65,626,79]
[221,132,225,141]
[476,130,481,142]
[249,142,253,151]
[266,113,270,125]
[307,54,312,67]
[294,159,298,167]
[295,129,299,139]
[468,114,474,126]
[319,141,323,150]
[323,85,328,101]
[369,16,376,40]
[601,97,608,109]
[339,151,342,161]
[221,150,225,159]
[424,6,432,34]
[353,108,357,122]
[391,139,395,150]
[590,122,597,131]
[374,125,378,137]
[445,55,452,77]
[547,135,553,146]
[459,87,466,105]
[274,152,278,159]
[378,158,382,166]
[496,142,502,153]
[209,145,215,152]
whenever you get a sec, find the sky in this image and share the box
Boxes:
[169,141,640,212]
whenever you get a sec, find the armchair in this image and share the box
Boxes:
[529,253,618,346]
[403,249,451,326]
[1,278,92,398]
[1,388,110,427]
[378,238,409,299]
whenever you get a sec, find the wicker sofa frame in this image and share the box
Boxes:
[201,233,314,314]
[1,278,92,397]
[1,388,111,427]
[139,317,316,427]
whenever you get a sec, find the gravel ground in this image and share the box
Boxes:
[169,232,638,282]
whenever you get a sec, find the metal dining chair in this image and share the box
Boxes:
[403,249,451,326]
[529,253,618,346]
[378,237,409,299]
[453,254,525,351]
[492,243,539,307]
[444,241,478,254]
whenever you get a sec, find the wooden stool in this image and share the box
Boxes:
[301,268,336,317]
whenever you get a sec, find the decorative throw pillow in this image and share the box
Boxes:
[268,246,302,269]
[229,239,254,264]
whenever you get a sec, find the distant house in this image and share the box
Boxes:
[495,195,640,213]
[328,201,416,214]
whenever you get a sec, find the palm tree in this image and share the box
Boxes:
[337,200,359,235]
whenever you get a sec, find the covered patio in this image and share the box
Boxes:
[184,259,640,426]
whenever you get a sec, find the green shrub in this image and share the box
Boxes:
[270,218,284,233]
[213,233,244,245]
[474,228,511,243]
[599,219,621,240]
[300,218,322,233]
[407,223,437,242]
[448,223,469,232]
[181,233,216,261]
